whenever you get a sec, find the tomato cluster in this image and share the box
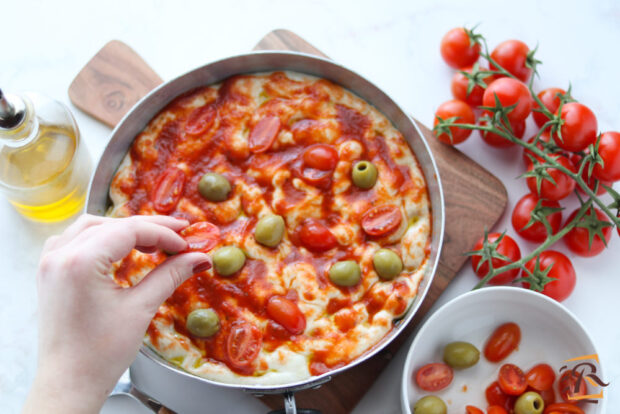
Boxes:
[436,27,620,302]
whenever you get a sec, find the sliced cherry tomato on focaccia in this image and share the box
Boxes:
[152,167,185,214]
[414,362,453,391]
[249,116,281,153]
[302,144,339,171]
[179,221,220,252]
[299,219,338,252]
[266,296,306,335]
[227,320,262,371]
[361,205,402,237]
[185,104,216,135]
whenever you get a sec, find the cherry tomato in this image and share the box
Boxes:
[593,131,620,182]
[227,320,262,371]
[564,208,612,257]
[480,112,526,148]
[522,132,552,168]
[152,167,186,214]
[491,39,532,82]
[440,27,481,69]
[485,381,515,412]
[483,78,533,122]
[511,194,562,243]
[526,363,556,391]
[570,153,611,196]
[451,66,495,106]
[555,102,597,152]
[544,403,585,414]
[249,116,281,153]
[433,99,476,145]
[299,219,338,252]
[484,322,521,362]
[533,88,566,128]
[558,370,588,403]
[414,363,454,392]
[179,221,220,252]
[487,406,508,414]
[466,406,484,414]
[498,363,527,395]
[537,387,557,406]
[266,296,306,335]
[470,233,521,285]
[526,154,576,201]
[303,144,339,171]
[185,104,216,135]
[361,205,402,237]
[523,250,576,302]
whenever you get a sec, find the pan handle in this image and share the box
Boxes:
[266,391,321,414]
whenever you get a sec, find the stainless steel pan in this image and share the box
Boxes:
[87,51,445,413]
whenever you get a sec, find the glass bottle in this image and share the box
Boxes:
[0,89,91,222]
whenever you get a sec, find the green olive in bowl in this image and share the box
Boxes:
[442,341,480,369]
[514,391,544,414]
[412,395,446,414]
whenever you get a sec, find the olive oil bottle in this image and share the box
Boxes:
[0,90,91,222]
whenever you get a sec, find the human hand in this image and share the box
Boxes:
[22,214,211,414]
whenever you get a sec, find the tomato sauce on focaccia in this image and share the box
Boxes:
[107,71,431,385]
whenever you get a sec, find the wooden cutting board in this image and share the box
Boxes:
[69,29,507,414]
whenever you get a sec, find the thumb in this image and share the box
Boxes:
[131,252,211,312]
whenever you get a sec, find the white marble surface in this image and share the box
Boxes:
[2,0,619,412]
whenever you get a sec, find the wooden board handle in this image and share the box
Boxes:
[68,40,163,128]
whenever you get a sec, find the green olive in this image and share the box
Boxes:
[212,246,245,276]
[254,215,285,247]
[198,172,231,202]
[412,395,447,414]
[373,248,403,280]
[186,308,220,338]
[352,160,378,190]
[514,391,544,414]
[328,260,361,287]
[443,341,480,369]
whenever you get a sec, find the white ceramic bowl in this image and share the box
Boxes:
[401,287,605,413]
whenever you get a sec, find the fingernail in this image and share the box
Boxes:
[193,259,212,273]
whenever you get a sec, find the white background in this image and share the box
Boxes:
[2,0,619,412]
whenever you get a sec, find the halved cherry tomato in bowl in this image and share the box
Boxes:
[484,322,521,362]
[466,406,484,414]
[558,370,588,403]
[440,27,480,69]
[152,167,186,214]
[470,233,521,285]
[486,381,515,412]
[526,363,556,391]
[299,219,338,252]
[179,221,220,252]
[544,403,585,414]
[249,115,281,153]
[361,205,403,237]
[498,363,527,395]
[185,104,216,135]
[227,320,262,371]
[266,296,306,335]
[414,362,454,392]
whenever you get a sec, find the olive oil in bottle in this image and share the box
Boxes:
[0,90,91,222]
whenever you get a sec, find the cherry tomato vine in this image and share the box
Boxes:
[433,26,620,297]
